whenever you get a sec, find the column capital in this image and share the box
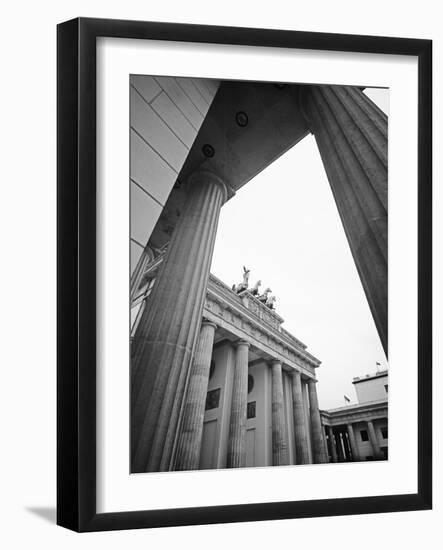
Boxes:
[269,359,282,368]
[235,339,250,349]
[307,377,318,386]
[187,169,235,204]
[289,368,302,379]
[201,319,217,331]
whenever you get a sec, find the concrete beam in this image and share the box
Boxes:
[147,81,309,250]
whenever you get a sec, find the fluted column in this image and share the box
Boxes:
[173,321,217,470]
[131,170,228,473]
[367,420,383,460]
[327,426,338,463]
[301,85,387,355]
[290,370,310,464]
[308,379,328,463]
[271,361,290,466]
[347,423,360,462]
[227,340,250,468]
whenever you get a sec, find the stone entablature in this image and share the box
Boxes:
[279,327,308,351]
[209,275,308,350]
[137,256,321,377]
[321,399,388,426]
[237,289,284,330]
[205,274,320,377]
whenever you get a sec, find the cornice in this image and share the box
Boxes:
[323,398,388,414]
[206,276,321,371]
[138,255,322,371]
[320,399,388,425]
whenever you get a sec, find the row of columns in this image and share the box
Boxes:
[272,367,328,466]
[174,324,328,470]
[131,85,387,472]
[326,420,384,462]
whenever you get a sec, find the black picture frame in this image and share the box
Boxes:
[57,17,432,532]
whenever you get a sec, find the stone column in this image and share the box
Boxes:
[271,361,290,466]
[227,340,250,468]
[308,379,328,463]
[342,431,352,461]
[301,85,388,355]
[131,170,228,473]
[327,426,338,463]
[347,423,361,461]
[173,321,217,471]
[290,370,310,464]
[336,432,345,462]
[367,420,383,460]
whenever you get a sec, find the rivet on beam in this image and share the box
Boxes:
[235,111,249,127]
[202,144,215,157]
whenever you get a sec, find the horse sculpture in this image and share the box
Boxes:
[258,287,272,303]
[233,266,250,293]
[249,280,261,296]
[265,295,276,309]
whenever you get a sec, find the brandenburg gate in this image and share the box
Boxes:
[129,77,387,472]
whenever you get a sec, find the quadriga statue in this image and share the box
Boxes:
[249,280,261,296]
[258,287,272,303]
[232,266,250,293]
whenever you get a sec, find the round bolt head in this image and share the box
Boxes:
[235,111,249,127]
[202,144,215,157]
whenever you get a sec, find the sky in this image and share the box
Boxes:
[210,88,389,410]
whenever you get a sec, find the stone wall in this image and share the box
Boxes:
[130,75,220,273]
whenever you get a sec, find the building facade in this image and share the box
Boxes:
[132,251,328,470]
[321,371,388,462]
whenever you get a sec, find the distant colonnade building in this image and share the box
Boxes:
[322,370,388,463]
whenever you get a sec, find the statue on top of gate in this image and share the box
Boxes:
[249,280,262,296]
[232,266,250,294]
[258,287,272,303]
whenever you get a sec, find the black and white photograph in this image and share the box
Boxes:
[54,13,432,535]
[0,0,436,543]
[129,75,389,473]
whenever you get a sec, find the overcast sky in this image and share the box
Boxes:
[210,88,388,410]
